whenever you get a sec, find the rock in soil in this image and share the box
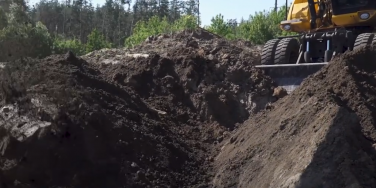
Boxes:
[272,86,288,99]
[212,44,376,188]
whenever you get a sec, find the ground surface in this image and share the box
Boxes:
[2,28,376,188]
[0,29,275,188]
[212,45,376,188]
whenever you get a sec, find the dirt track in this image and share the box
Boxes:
[0,29,275,187]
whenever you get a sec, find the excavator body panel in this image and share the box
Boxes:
[331,11,376,27]
[281,0,321,33]
[282,0,376,32]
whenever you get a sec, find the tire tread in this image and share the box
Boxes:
[261,39,280,65]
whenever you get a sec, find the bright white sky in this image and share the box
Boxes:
[26,0,293,26]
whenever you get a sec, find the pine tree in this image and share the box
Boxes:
[158,0,169,18]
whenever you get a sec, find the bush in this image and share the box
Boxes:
[0,21,53,61]
[205,7,292,44]
[205,14,233,38]
[86,29,112,53]
[0,2,53,61]
[125,15,198,48]
[53,36,86,56]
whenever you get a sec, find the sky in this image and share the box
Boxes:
[26,0,292,26]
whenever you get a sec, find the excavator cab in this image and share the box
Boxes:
[256,0,376,93]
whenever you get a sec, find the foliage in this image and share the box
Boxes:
[125,15,198,48]
[243,7,290,44]
[6,2,30,26]
[86,29,112,53]
[0,2,53,61]
[53,36,86,56]
[27,0,200,45]
[123,5,292,48]
[0,23,53,61]
[124,16,170,48]
[205,14,233,38]
[206,7,292,44]
[171,15,197,31]
[0,8,7,29]
[0,0,297,60]
[53,29,112,55]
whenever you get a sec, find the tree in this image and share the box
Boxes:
[0,0,293,61]
[86,28,112,53]
[0,8,8,29]
[184,0,197,16]
[0,0,53,61]
[205,14,232,38]
[158,0,169,18]
[204,7,289,44]
[239,6,288,44]
[124,15,197,48]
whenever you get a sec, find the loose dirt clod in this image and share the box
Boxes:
[212,45,376,188]
[273,86,288,99]
[0,29,274,187]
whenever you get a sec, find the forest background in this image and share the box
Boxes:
[0,0,290,61]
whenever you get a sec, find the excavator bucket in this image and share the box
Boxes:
[255,62,328,93]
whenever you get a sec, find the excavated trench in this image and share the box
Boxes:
[0,29,275,187]
[2,29,375,188]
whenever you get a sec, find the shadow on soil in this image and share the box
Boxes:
[297,46,376,188]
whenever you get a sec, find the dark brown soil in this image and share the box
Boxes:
[5,28,376,188]
[1,54,207,188]
[84,29,274,130]
[0,29,275,188]
[213,45,376,188]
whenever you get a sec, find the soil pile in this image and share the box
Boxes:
[83,28,275,130]
[0,29,274,187]
[0,54,210,188]
[212,45,376,188]
[130,28,262,57]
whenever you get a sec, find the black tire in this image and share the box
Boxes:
[353,33,374,50]
[261,39,280,65]
[372,34,376,45]
[274,38,300,64]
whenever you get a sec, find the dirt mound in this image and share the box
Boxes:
[0,29,275,187]
[212,45,376,188]
[0,54,211,188]
[91,28,261,63]
[84,28,275,130]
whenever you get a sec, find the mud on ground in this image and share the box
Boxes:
[213,45,376,188]
[0,29,275,187]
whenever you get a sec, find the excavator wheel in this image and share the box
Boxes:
[261,39,281,65]
[354,33,374,50]
[372,34,376,45]
[274,38,299,64]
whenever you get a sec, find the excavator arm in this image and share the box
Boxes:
[307,0,317,29]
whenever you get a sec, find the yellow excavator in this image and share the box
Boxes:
[257,0,376,92]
